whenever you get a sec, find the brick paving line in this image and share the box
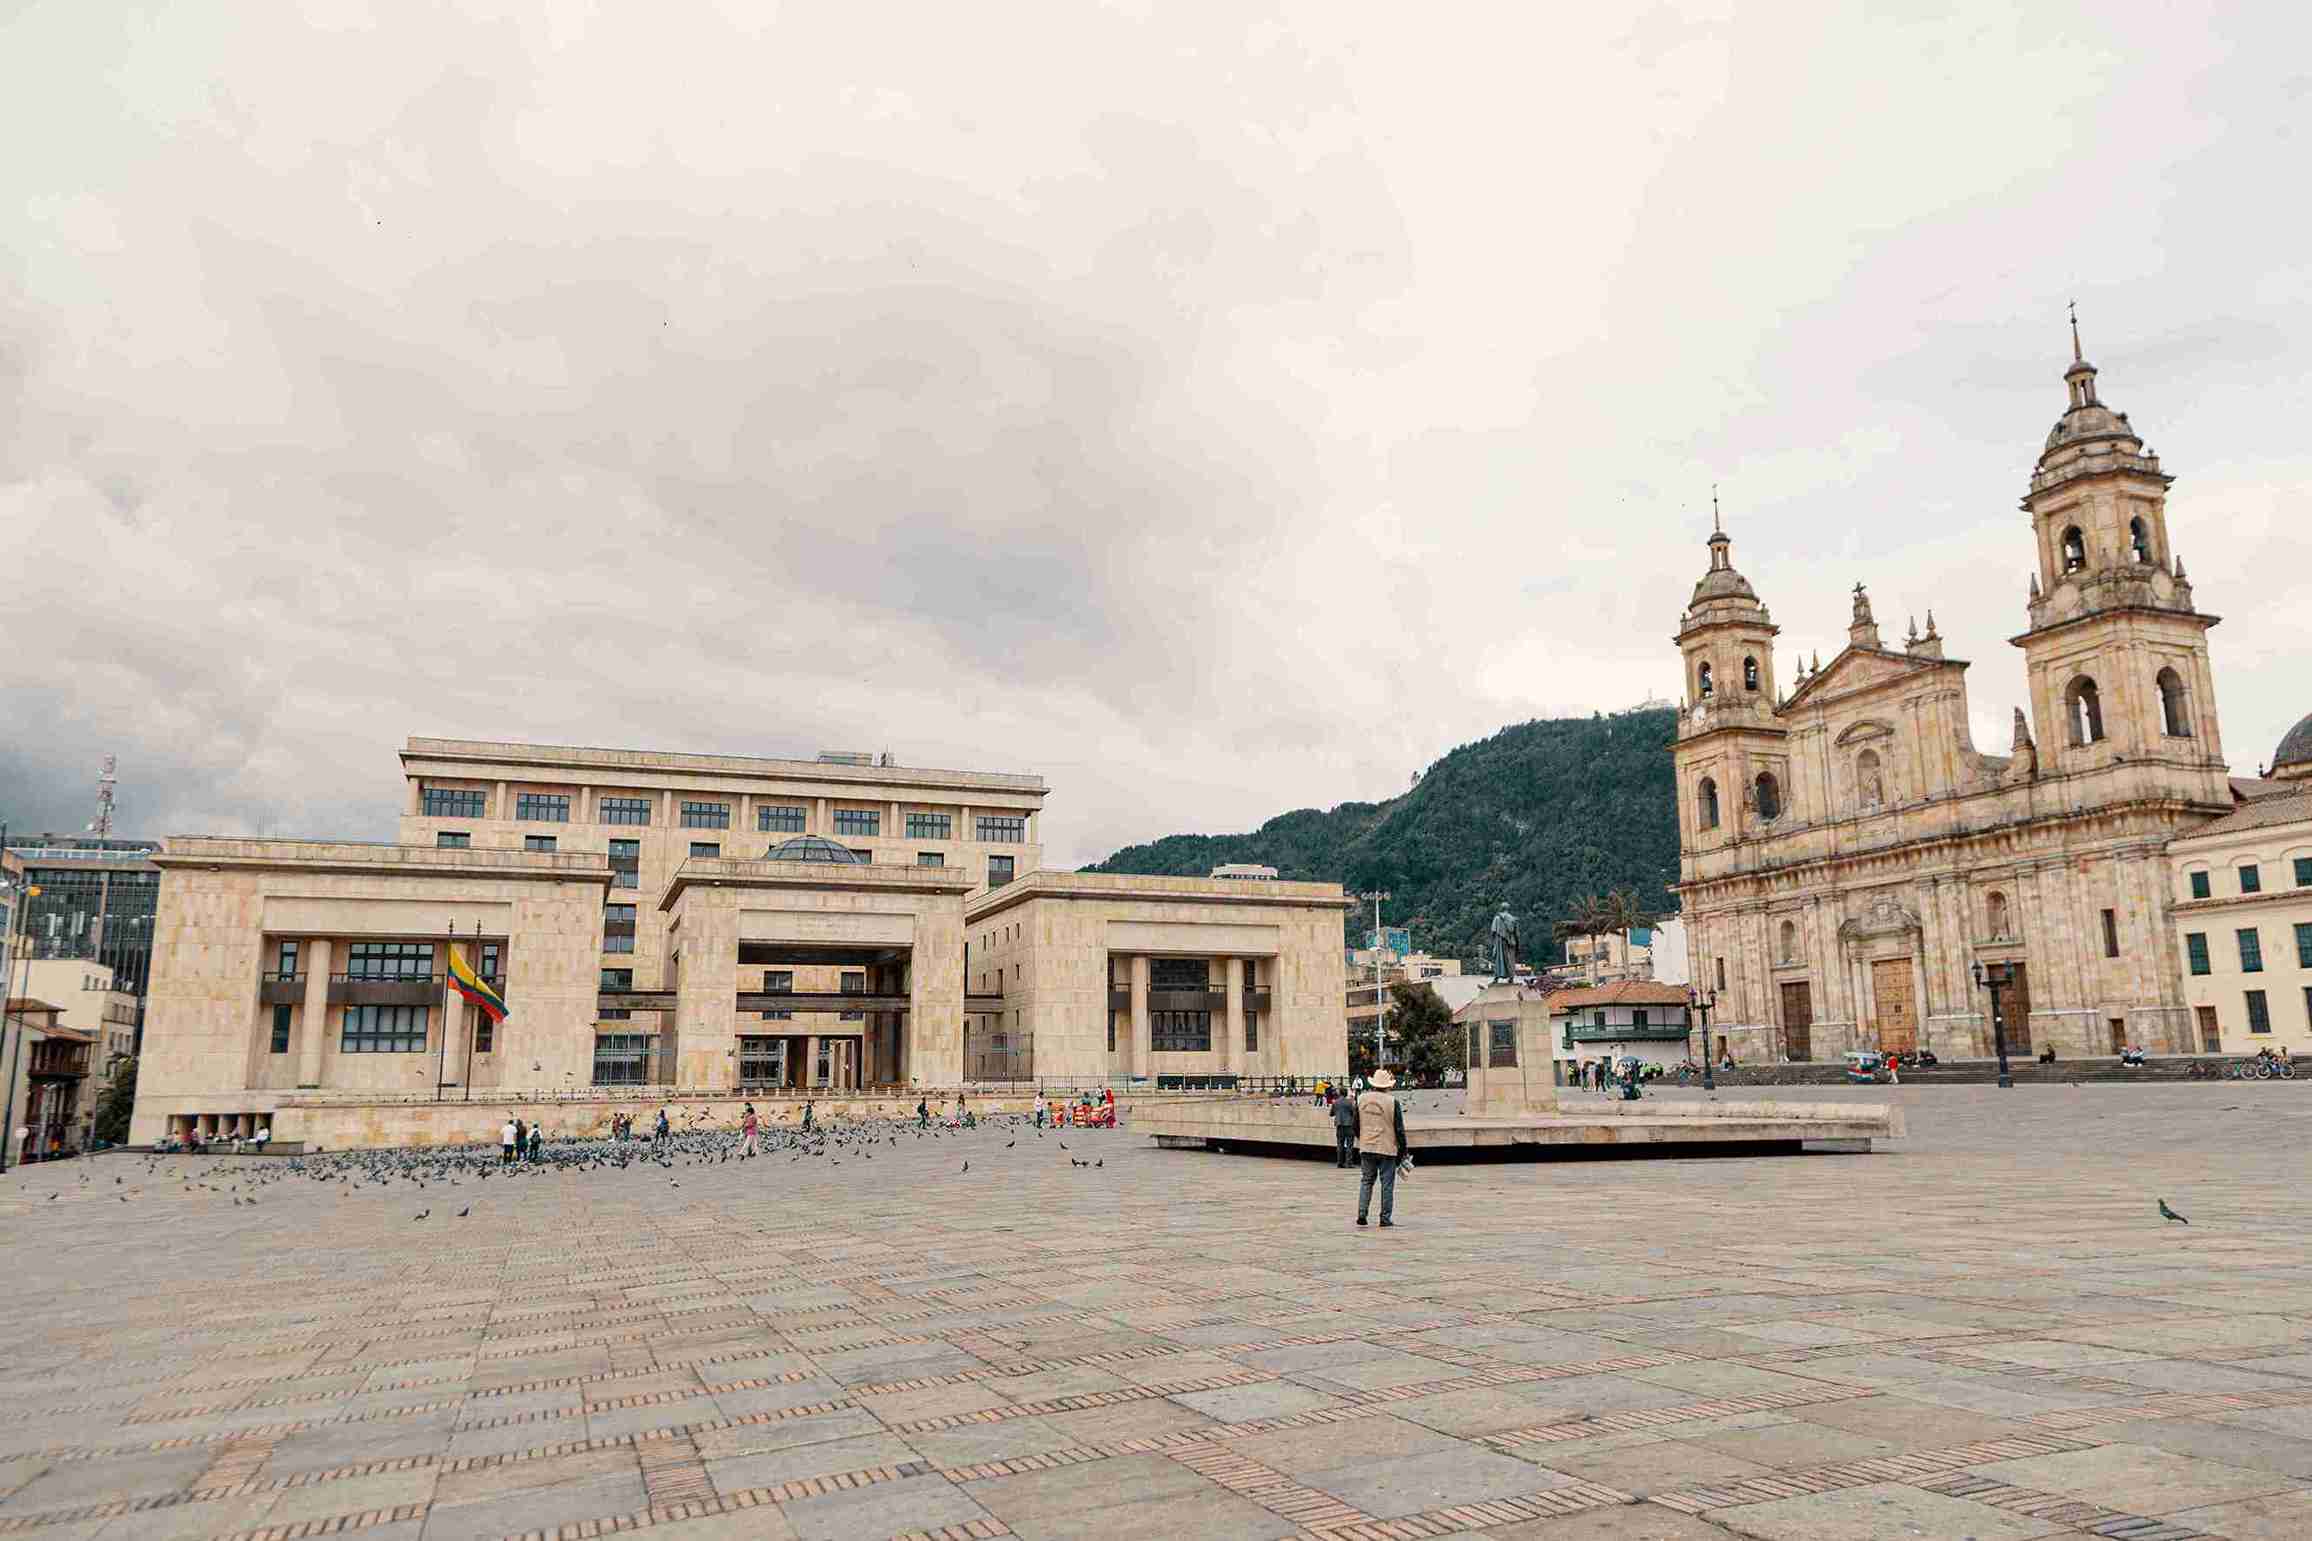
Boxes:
[1321,1480,1639,1538]
[1481,1381,1880,1451]
[1647,1431,2103,1514]
[1911,1471,2212,1540]
[1163,1442,1375,1531]
[2029,1385,2312,1431]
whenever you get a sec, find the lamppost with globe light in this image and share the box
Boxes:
[1971,959,2015,1088]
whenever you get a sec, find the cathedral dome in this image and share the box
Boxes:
[763,835,866,863]
[2275,711,2312,778]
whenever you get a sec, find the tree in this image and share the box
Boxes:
[1387,980,1461,1086]
[92,1055,137,1146]
[1553,892,1610,970]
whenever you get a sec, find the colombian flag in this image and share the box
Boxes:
[448,945,509,1024]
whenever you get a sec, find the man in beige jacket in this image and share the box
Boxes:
[1355,1069,1409,1228]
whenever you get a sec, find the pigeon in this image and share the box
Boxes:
[2158,1199,2189,1225]
[414,1209,430,1220]
[962,1161,970,1173]
[1095,1160,1103,1169]
[456,1205,470,1218]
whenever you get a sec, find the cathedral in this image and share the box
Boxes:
[1671,327,2244,1061]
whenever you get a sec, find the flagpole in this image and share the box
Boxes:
[437,920,455,1103]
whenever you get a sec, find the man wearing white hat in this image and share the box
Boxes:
[1354,1069,1408,1228]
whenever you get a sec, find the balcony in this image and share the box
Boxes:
[258,971,307,1005]
[1244,986,1272,1012]
[28,1043,89,1077]
[1565,1021,1692,1043]
[1147,988,1228,1013]
[329,972,444,1006]
[1108,987,1132,1011]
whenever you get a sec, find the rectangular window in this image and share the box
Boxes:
[609,838,639,889]
[906,812,951,839]
[1632,1009,1649,1027]
[761,1009,793,1021]
[421,786,486,819]
[849,848,873,863]
[2239,928,2264,973]
[269,1005,291,1053]
[1244,1011,1258,1051]
[2186,932,2210,976]
[834,808,880,837]
[436,831,470,848]
[479,942,501,980]
[601,796,652,826]
[603,904,636,954]
[1716,957,1727,990]
[2296,856,2312,888]
[840,970,867,995]
[516,792,570,823]
[2240,864,2262,894]
[473,1014,494,1054]
[1108,1014,1119,1053]
[2189,870,2211,899]
[2101,909,2119,958]
[689,841,721,858]
[758,804,807,833]
[738,1036,785,1081]
[342,1004,427,1053]
[976,814,1026,843]
[917,851,945,867]
[1151,1010,1212,1052]
[1152,958,1210,989]
[988,855,1016,888]
[275,939,300,977]
[680,800,731,829]
[524,834,557,852]
[344,941,434,978]
[840,1009,863,1022]
[2245,989,2271,1034]
[600,967,634,990]
[592,1033,655,1085]
[764,970,794,993]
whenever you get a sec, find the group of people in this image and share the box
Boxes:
[603,1108,672,1144]
[1326,1069,1410,1226]
[1030,1089,1115,1127]
[496,1116,546,1163]
[913,1091,972,1128]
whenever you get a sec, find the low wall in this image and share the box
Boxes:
[1133,1094,1903,1154]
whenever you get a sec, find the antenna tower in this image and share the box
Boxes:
[90,755,117,838]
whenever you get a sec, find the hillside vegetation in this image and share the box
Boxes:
[1083,707,1680,965]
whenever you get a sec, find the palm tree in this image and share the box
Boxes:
[1553,893,1611,972]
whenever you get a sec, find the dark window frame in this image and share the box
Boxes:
[2238,928,2264,974]
[2190,870,2212,899]
[345,941,435,979]
[269,1004,292,1054]
[2245,989,2271,1035]
[1151,1010,1212,1053]
[680,800,731,829]
[515,792,571,823]
[608,838,640,889]
[906,811,952,839]
[757,804,807,833]
[523,834,557,852]
[2240,864,2262,894]
[342,1003,428,1054]
[975,814,1027,843]
[689,841,721,858]
[2101,908,2120,959]
[987,855,1015,888]
[601,796,653,826]
[834,808,881,837]
[2186,932,2210,976]
[421,787,486,819]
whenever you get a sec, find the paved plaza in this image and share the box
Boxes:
[3,1086,2311,1541]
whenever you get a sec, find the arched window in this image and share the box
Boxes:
[2061,526,2087,573]
[2066,676,2105,745]
[1856,748,1885,809]
[1743,656,1760,691]
[1696,661,1714,699]
[1754,771,1781,821]
[2130,516,2153,564]
[1986,890,2010,940]
[1698,776,1719,830]
[2157,667,2189,737]
[1778,919,1797,964]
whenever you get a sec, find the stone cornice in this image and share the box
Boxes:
[155,837,610,886]
[2009,604,2219,648]
[965,870,1353,924]
[402,737,1047,798]
[2169,888,2312,921]
[658,856,977,912]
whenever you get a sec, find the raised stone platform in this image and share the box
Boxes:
[1135,1093,1905,1157]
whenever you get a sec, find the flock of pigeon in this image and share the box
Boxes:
[35,1107,1116,1218]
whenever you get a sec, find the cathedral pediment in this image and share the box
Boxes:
[1784,646,1958,712]
[1837,895,1922,942]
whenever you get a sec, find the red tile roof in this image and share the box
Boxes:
[1544,981,1692,1010]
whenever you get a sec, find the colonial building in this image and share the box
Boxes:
[1672,330,2243,1061]
[132,740,1349,1147]
[2166,728,2312,1054]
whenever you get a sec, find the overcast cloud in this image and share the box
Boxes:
[3,2,2307,865]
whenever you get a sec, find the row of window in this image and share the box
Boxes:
[1694,772,1779,829]
[422,785,1030,840]
[1693,656,1762,699]
[2188,858,2312,899]
[2187,923,2312,976]
[2064,667,2192,747]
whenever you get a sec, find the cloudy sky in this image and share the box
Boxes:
[3,2,2306,866]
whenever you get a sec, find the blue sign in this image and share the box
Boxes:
[1366,927,1411,957]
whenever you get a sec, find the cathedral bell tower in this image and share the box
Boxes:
[2015,316,2225,793]
[1674,502,1786,861]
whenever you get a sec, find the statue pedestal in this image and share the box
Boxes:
[1461,982,1559,1115]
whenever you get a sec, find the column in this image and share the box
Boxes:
[297,938,332,1088]
[1130,956,1152,1079]
[805,1034,820,1089]
[1224,958,1245,1079]
[439,978,469,1087]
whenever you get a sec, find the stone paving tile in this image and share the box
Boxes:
[3,1087,2310,1539]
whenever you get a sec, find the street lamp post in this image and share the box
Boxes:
[1355,889,1390,1078]
[1971,960,2014,1089]
[1688,980,1717,1092]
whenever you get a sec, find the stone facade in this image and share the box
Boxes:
[1673,336,2238,1062]
[962,870,1351,1084]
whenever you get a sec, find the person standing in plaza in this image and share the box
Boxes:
[1354,1069,1407,1228]
[527,1121,543,1161]
[1034,1091,1047,1128]
[1330,1084,1358,1168]
[915,1095,928,1128]
[654,1107,670,1144]
[500,1117,517,1165]
[513,1116,528,1161]
[740,1103,760,1157]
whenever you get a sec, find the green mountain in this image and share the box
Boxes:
[1082,707,1680,966]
